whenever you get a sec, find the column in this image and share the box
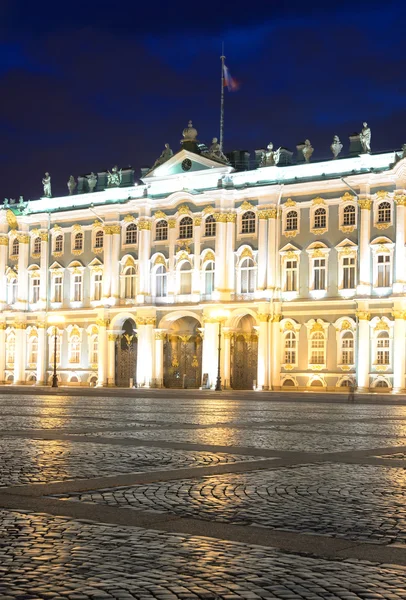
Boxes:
[107,333,117,386]
[392,310,406,392]
[357,198,372,295]
[270,314,281,390]
[13,322,26,385]
[222,329,231,389]
[102,227,112,300]
[257,314,269,390]
[267,209,277,293]
[39,232,49,309]
[110,227,121,303]
[96,318,108,387]
[257,212,268,294]
[192,218,201,295]
[214,214,227,299]
[17,233,29,309]
[0,236,8,306]
[394,196,406,293]
[36,323,47,385]
[167,219,177,298]
[154,330,165,387]
[201,319,219,389]
[137,220,152,301]
[136,318,155,387]
[356,310,370,391]
[225,213,236,298]
[0,323,6,383]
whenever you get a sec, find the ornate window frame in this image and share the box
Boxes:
[68,261,85,307]
[49,262,64,306]
[334,317,356,370]
[30,231,42,259]
[280,245,301,300]
[373,192,393,230]
[310,198,328,235]
[204,214,216,238]
[370,317,394,372]
[5,328,15,368]
[88,259,104,305]
[52,229,64,257]
[282,200,300,238]
[26,326,39,369]
[235,246,257,296]
[305,318,329,370]
[6,268,18,306]
[120,255,138,302]
[335,239,357,295]
[9,235,19,260]
[28,265,41,306]
[178,216,193,240]
[47,326,62,367]
[155,218,168,242]
[87,325,99,369]
[123,221,138,247]
[339,194,357,233]
[66,324,83,365]
[306,243,330,297]
[370,237,394,292]
[92,227,104,254]
[150,254,168,298]
[280,318,301,369]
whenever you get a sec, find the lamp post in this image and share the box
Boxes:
[212,309,230,392]
[48,315,65,388]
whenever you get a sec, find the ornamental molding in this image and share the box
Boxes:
[0,322,7,330]
[214,213,227,223]
[375,223,390,230]
[240,200,254,211]
[341,192,355,202]
[203,250,215,263]
[72,224,83,232]
[226,212,237,222]
[193,217,202,226]
[240,247,253,259]
[177,204,191,215]
[95,318,110,327]
[376,190,389,199]
[392,310,406,320]
[394,195,406,206]
[312,197,326,205]
[123,215,136,223]
[104,225,121,235]
[257,313,270,322]
[202,205,214,215]
[340,225,356,234]
[12,321,27,330]
[155,331,166,340]
[135,317,156,326]
[72,249,84,256]
[356,311,370,321]
[272,314,282,323]
[39,232,48,242]
[176,251,189,262]
[374,319,389,331]
[137,219,152,230]
[284,198,296,207]
[258,210,268,220]
[30,228,39,237]
[284,230,298,238]
[0,236,8,246]
[168,219,176,229]
[6,210,18,230]
[108,333,118,341]
[359,198,372,210]
[92,220,103,229]
[153,255,166,266]
[154,210,167,219]
[52,225,62,232]
[17,234,29,244]
[310,228,327,236]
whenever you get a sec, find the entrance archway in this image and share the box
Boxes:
[163,316,202,388]
[230,314,258,390]
[115,318,137,387]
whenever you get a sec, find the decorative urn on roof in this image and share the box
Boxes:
[180,120,200,153]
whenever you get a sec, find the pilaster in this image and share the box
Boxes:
[356,308,371,391]
[17,233,29,309]
[214,214,227,300]
[96,318,109,387]
[154,330,166,387]
[392,308,406,392]
[13,321,26,385]
[222,329,232,389]
[110,227,121,303]
[192,218,201,294]
[107,333,117,386]
[39,232,49,309]
[167,219,177,299]
[257,211,268,295]
[201,319,219,389]
[270,313,281,390]
[357,195,372,295]
[225,213,236,298]
[0,236,8,306]
[267,209,277,294]
[394,195,406,293]
[102,226,112,300]
[256,313,270,389]
[0,323,6,383]
[137,219,152,302]
[135,316,155,387]
[36,322,47,385]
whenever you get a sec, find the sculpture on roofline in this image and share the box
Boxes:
[401,144,406,159]
[107,165,122,187]
[67,175,77,195]
[360,122,371,153]
[260,142,275,167]
[152,143,173,169]
[302,139,314,162]
[42,172,52,197]
[330,135,343,159]
[206,137,228,163]
[87,172,98,192]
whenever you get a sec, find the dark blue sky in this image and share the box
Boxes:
[1,0,405,199]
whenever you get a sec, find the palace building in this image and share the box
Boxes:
[1,121,406,391]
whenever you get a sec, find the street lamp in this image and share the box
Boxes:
[211,309,230,391]
[48,315,65,388]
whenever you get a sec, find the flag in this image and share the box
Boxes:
[223,64,240,91]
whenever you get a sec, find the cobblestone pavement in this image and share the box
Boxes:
[3,393,406,597]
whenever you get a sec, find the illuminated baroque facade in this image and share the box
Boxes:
[2,127,406,391]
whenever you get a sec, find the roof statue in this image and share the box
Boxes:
[360,122,371,153]
[87,172,98,192]
[67,175,77,195]
[302,139,314,162]
[205,137,228,163]
[402,144,406,159]
[260,142,275,167]
[42,172,51,197]
[107,165,122,187]
[182,120,198,142]
[330,135,343,159]
[152,143,173,170]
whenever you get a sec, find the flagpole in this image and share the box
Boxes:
[220,43,225,152]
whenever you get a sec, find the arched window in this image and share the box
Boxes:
[155,265,167,297]
[204,261,215,295]
[286,211,298,231]
[95,230,104,249]
[33,237,41,254]
[377,202,391,223]
[54,234,63,253]
[124,266,137,299]
[31,277,40,304]
[283,379,295,387]
[284,331,297,364]
[89,335,98,364]
[11,238,19,257]
[205,215,216,237]
[69,335,81,364]
[179,217,193,239]
[28,336,38,365]
[179,262,192,295]
[341,331,354,365]
[376,379,389,388]
[93,272,103,301]
[125,223,137,245]
[6,334,15,366]
[156,220,168,241]
[74,232,83,251]
[8,278,17,305]
[376,331,390,365]
[240,258,256,293]
[343,205,356,226]
[285,258,298,291]
[241,211,256,234]
[314,208,326,229]
[310,331,325,365]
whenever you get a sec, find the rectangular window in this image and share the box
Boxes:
[54,276,63,303]
[377,255,391,287]
[94,273,102,301]
[73,274,82,302]
[285,260,297,292]
[377,338,390,365]
[32,278,40,304]
[313,258,326,290]
[343,256,355,289]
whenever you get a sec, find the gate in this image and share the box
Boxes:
[115,332,137,387]
[230,333,258,390]
[163,334,202,388]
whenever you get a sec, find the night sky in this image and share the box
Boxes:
[1,0,405,200]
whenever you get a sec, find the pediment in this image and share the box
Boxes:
[142,149,231,181]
